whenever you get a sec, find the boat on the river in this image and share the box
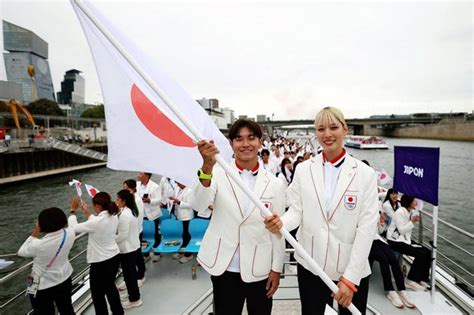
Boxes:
[345,136,389,150]
[0,208,472,314]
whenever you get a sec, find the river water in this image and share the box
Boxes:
[0,137,472,310]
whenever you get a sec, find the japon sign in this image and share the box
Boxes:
[394,146,440,206]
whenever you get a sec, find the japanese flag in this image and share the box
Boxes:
[85,184,100,197]
[68,179,82,197]
[376,169,392,186]
[71,0,232,186]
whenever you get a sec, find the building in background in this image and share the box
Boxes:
[196,97,234,130]
[57,69,85,105]
[256,114,266,122]
[2,20,55,104]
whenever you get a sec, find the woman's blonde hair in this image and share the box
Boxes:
[314,106,347,129]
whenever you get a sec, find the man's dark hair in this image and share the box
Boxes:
[38,207,68,233]
[228,119,262,141]
[144,172,152,178]
[261,149,270,156]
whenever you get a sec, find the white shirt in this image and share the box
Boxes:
[323,151,346,215]
[174,186,194,221]
[134,194,144,233]
[116,207,141,253]
[137,179,162,220]
[387,207,415,245]
[262,160,278,175]
[68,211,120,263]
[271,155,283,168]
[18,227,75,290]
[227,167,258,273]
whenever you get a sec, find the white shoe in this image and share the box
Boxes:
[137,277,145,287]
[172,253,183,260]
[405,280,427,292]
[387,291,404,308]
[179,255,193,263]
[399,290,416,308]
[122,299,143,309]
[288,265,297,274]
[120,294,129,302]
[116,280,126,291]
[152,253,161,262]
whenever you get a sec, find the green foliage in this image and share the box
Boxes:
[81,104,105,118]
[27,98,64,116]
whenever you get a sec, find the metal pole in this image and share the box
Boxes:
[72,2,361,313]
[430,205,439,303]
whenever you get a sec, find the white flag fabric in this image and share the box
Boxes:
[71,0,232,186]
[376,168,392,186]
[85,184,100,197]
[68,179,82,197]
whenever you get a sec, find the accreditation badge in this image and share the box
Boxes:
[343,195,357,210]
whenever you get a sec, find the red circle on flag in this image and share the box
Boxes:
[131,84,196,147]
[348,197,353,202]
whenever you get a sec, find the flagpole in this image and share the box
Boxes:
[430,205,439,303]
[72,1,360,313]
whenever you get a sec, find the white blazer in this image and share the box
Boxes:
[116,207,141,254]
[136,179,162,220]
[281,154,378,285]
[386,207,414,245]
[382,200,400,222]
[174,186,194,221]
[190,164,286,283]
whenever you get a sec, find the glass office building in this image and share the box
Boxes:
[57,69,85,105]
[2,20,55,103]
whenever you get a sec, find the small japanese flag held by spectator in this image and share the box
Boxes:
[376,169,392,186]
[68,179,82,197]
[85,184,100,197]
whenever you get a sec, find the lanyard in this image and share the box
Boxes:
[46,229,67,269]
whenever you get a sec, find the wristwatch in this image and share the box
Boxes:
[197,168,212,180]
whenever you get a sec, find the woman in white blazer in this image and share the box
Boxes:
[122,179,146,285]
[277,158,293,189]
[115,189,142,309]
[18,208,75,315]
[69,192,124,315]
[387,194,432,292]
[382,188,401,226]
[265,107,379,315]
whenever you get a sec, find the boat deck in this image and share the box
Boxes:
[81,253,464,315]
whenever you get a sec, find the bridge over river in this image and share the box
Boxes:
[259,116,445,135]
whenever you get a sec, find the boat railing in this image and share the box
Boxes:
[0,232,89,312]
[416,210,473,294]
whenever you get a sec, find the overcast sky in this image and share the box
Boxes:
[1,0,472,119]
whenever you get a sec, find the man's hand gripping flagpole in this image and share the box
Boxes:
[72,1,360,313]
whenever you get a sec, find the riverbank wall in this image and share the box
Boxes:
[0,144,107,185]
[364,120,474,141]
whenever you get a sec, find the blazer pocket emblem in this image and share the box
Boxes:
[343,195,357,210]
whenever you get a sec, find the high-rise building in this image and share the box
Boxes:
[57,69,85,105]
[2,20,55,103]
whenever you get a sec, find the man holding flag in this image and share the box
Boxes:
[190,119,286,315]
